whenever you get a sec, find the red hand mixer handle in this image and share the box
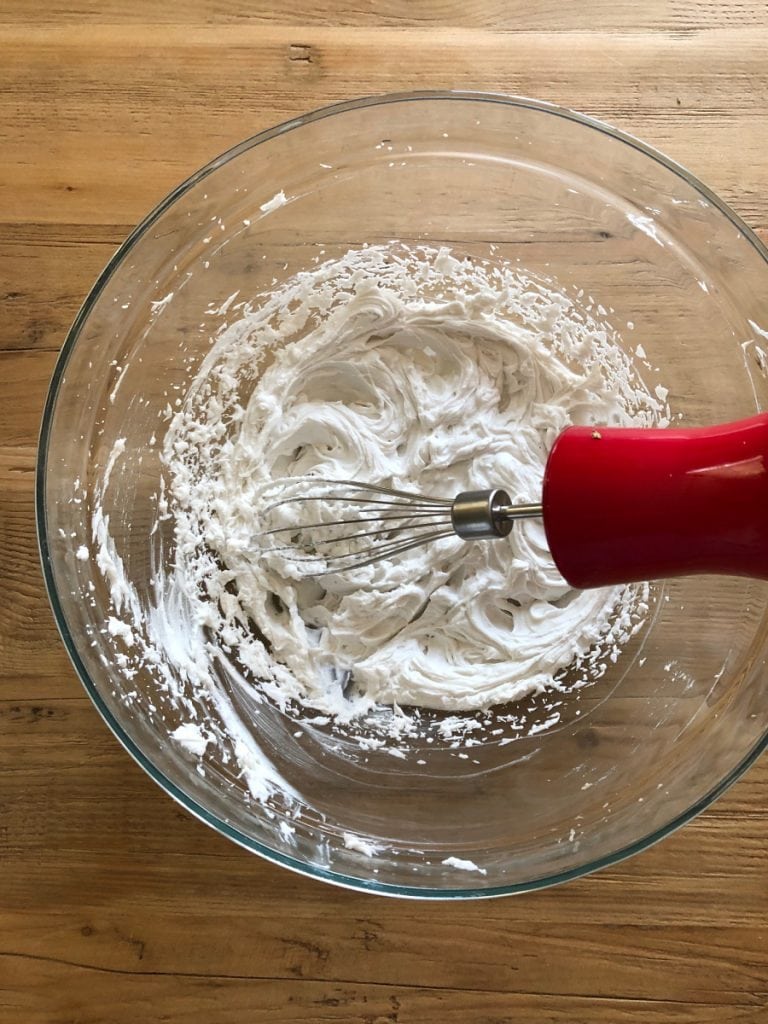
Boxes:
[542,413,768,589]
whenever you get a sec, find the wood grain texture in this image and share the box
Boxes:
[1,2,767,1022]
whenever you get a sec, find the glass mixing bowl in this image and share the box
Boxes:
[38,92,768,897]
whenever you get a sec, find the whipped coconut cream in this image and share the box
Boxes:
[92,244,668,784]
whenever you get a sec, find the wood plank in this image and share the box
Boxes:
[0,27,767,232]
[2,904,767,1006]
[0,448,76,688]
[2,957,764,1024]
[0,0,752,32]
[0,351,58,444]
[0,230,119,352]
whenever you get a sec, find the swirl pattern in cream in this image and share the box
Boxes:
[163,245,666,719]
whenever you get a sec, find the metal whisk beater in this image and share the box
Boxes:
[256,479,543,576]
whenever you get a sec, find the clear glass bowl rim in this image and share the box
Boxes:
[36,89,768,899]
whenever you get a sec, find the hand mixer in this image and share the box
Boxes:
[259,413,768,588]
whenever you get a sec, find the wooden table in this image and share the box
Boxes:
[2,3,767,1021]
